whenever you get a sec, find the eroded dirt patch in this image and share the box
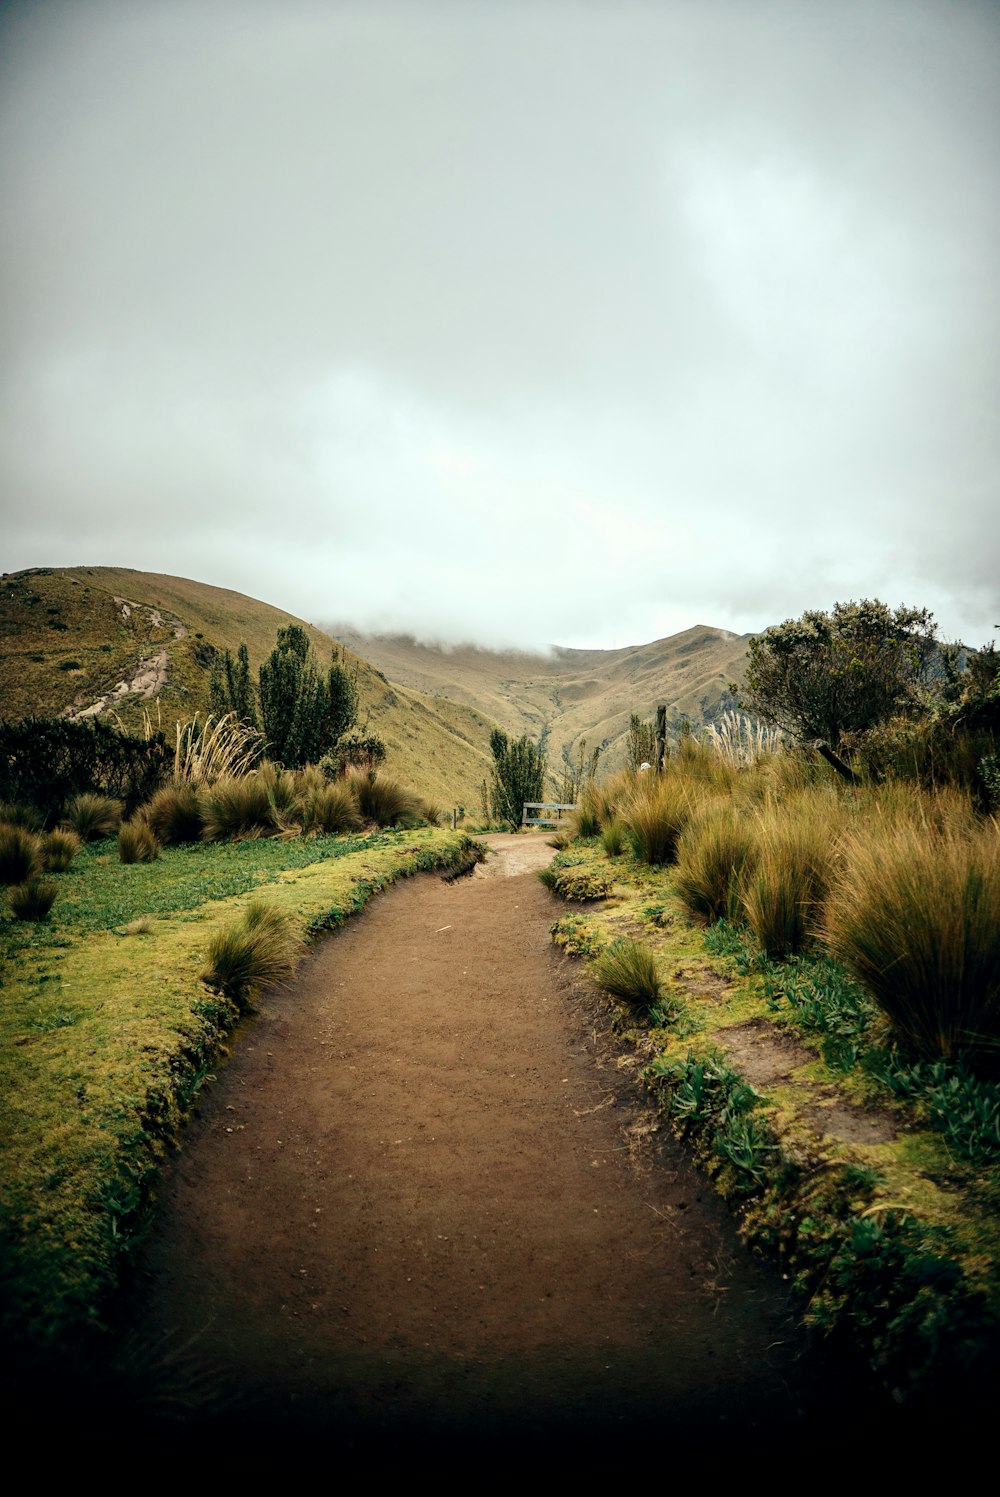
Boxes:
[711,1017,814,1087]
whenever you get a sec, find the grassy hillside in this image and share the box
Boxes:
[330,624,753,777]
[0,568,494,809]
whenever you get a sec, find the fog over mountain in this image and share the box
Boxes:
[1,1,997,650]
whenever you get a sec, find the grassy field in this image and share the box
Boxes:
[0,824,472,1354]
[545,833,1000,1399]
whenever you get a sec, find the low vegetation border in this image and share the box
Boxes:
[546,842,1000,1404]
[0,826,475,1358]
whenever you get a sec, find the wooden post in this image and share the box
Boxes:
[451,808,457,830]
[655,704,666,773]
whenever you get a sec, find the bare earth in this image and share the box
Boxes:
[125,834,877,1463]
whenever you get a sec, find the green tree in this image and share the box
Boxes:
[739,599,937,776]
[488,728,547,830]
[210,642,259,731]
[212,625,359,769]
[625,713,656,772]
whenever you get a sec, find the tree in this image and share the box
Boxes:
[211,625,359,769]
[488,728,547,830]
[739,599,937,776]
[626,713,656,773]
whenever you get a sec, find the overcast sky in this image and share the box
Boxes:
[1,0,997,650]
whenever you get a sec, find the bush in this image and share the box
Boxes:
[62,793,124,841]
[824,818,1000,1060]
[9,877,59,921]
[201,900,305,1007]
[675,803,758,923]
[41,828,81,872]
[0,824,42,885]
[118,820,160,863]
[594,939,661,1007]
[142,783,205,843]
[297,782,362,836]
[622,775,693,865]
[0,717,171,823]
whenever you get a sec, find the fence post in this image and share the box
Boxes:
[655,704,666,772]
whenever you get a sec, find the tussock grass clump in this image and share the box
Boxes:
[202,900,305,1007]
[741,800,841,957]
[0,824,42,884]
[142,783,205,843]
[174,712,262,784]
[420,800,443,827]
[571,772,633,839]
[198,774,280,841]
[600,818,627,857]
[622,775,694,865]
[675,803,758,923]
[0,801,44,831]
[9,877,59,921]
[297,782,363,837]
[122,916,154,936]
[594,939,661,1007]
[118,820,160,864]
[824,819,1000,1060]
[41,828,81,872]
[350,771,419,828]
[62,793,124,841]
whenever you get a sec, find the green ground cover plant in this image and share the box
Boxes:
[0,825,474,1356]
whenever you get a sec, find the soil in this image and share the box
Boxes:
[119,834,890,1466]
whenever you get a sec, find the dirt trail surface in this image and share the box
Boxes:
[125,834,874,1462]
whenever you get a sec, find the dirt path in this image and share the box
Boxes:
[125,835,875,1461]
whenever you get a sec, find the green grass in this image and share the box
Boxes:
[0,824,474,1353]
[202,899,305,1005]
[593,938,661,1007]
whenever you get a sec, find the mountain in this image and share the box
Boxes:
[0,567,495,808]
[328,624,753,777]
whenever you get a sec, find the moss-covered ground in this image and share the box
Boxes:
[547,840,1000,1400]
[0,826,472,1354]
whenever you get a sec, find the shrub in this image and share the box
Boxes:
[0,717,170,823]
[0,824,42,885]
[62,792,124,841]
[824,819,1000,1060]
[740,801,839,957]
[142,783,205,843]
[41,828,81,872]
[118,820,160,863]
[9,877,59,921]
[594,939,661,1007]
[198,774,280,841]
[201,900,305,1007]
[350,771,419,828]
[622,775,693,865]
[675,803,758,923]
[297,782,363,836]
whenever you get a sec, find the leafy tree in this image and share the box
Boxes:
[626,713,656,772]
[488,728,546,829]
[211,625,359,769]
[210,642,259,731]
[739,599,937,775]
